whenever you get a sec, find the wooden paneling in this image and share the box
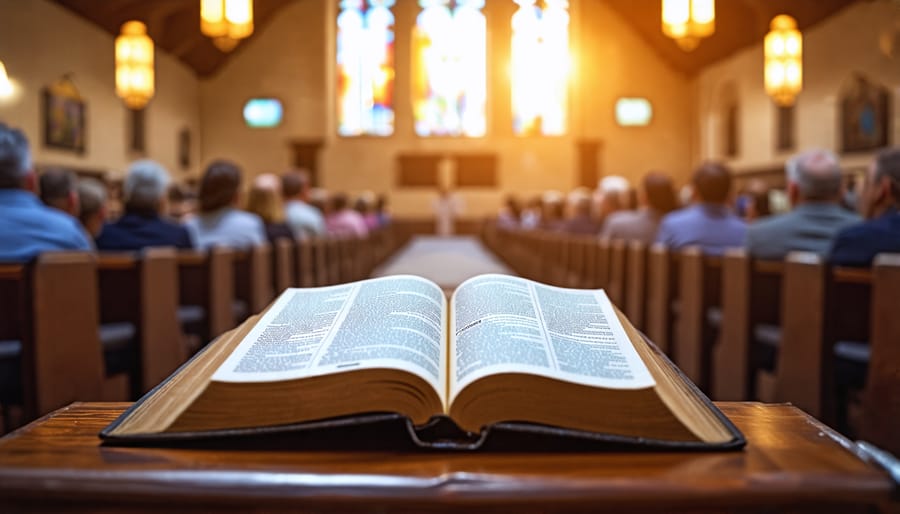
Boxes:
[453,154,497,188]
[396,154,441,188]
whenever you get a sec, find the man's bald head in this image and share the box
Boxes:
[786,149,842,202]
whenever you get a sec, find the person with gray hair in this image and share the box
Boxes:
[95,159,193,251]
[830,146,900,266]
[0,123,91,261]
[39,167,79,217]
[77,178,108,238]
[745,148,860,260]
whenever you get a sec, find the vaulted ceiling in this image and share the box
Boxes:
[51,0,296,77]
[603,0,859,75]
[51,0,860,78]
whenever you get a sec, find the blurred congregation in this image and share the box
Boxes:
[1,0,899,460]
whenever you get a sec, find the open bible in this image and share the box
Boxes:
[102,274,744,450]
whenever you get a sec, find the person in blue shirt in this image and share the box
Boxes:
[656,162,746,255]
[830,147,900,267]
[0,123,92,262]
[185,160,266,250]
[95,159,193,251]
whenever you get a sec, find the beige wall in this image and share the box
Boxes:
[694,1,900,175]
[200,0,694,217]
[0,0,202,178]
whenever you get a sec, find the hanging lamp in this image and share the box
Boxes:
[662,0,715,52]
[115,21,155,110]
[201,0,254,52]
[764,15,803,106]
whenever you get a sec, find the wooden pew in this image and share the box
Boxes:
[177,247,236,345]
[859,254,900,455]
[624,241,647,331]
[645,244,676,355]
[593,238,611,290]
[523,231,544,281]
[272,239,294,293]
[537,231,564,286]
[0,253,128,428]
[582,235,598,289]
[716,251,784,401]
[234,244,274,317]
[774,253,850,424]
[339,237,358,283]
[296,239,316,287]
[675,247,723,392]
[606,239,627,308]
[312,237,329,286]
[97,248,186,395]
[326,238,342,285]
[564,235,586,288]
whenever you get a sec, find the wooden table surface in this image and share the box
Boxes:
[0,402,894,514]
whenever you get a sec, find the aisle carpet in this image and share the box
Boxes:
[371,236,515,293]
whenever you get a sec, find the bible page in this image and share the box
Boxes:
[213,275,447,397]
[449,274,655,402]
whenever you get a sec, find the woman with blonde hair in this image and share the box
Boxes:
[246,173,294,243]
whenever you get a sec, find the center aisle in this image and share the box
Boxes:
[371,235,515,293]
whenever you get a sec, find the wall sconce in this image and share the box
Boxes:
[201,0,254,52]
[115,21,155,110]
[764,15,803,106]
[0,60,14,99]
[662,0,715,52]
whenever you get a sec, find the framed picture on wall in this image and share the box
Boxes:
[840,74,891,154]
[42,76,86,154]
[178,128,191,171]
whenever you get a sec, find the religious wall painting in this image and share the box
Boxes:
[178,128,191,171]
[42,75,86,154]
[775,104,795,153]
[840,74,891,154]
[129,108,146,154]
[715,81,739,160]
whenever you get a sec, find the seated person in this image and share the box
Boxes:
[746,149,860,260]
[830,147,900,266]
[39,167,79,217]
[326,192,369,238]
[0,123,91,261]
[593,176,630,228]
[656,162,746,255]
[601,172,677,243]
[186,160,266,250]
[96,160,193,251]
[562,189,600,235]
[167,182,197,223]
[538,191,566,232]
[355,192,380,231]
[496,195,521,229]
[77,178,108,239]
[739,179,771,222]
[374,194,391,227]
[246,173,294,244]
[282,170,325,240]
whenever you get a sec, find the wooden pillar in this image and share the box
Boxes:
[289,139,325,187]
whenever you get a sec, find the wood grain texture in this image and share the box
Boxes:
[0,402,891,513]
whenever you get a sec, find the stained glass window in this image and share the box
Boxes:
[337,0,395,136]
[511,0,570,136]
[412,0,486,137]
